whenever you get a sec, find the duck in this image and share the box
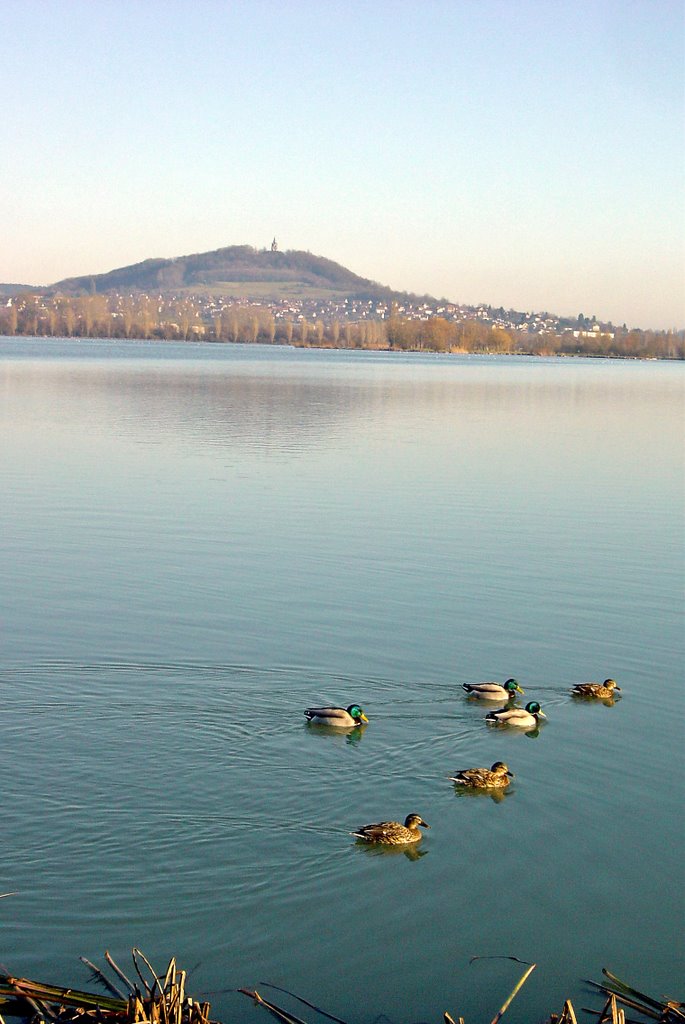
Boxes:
[448,761,514,789]
[304,704,369,727]
[462,678,524,700]
[351,813,430,845]
[485,701,546,728]
[571,679,621,699]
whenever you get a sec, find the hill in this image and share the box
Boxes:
[0,283,37,297]
[48,245,422,302]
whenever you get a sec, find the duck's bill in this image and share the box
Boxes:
[516,686,525,694]
[506,771,515,777]
[360,713,369,723]
[537,710,547,718]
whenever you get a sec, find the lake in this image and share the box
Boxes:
[1,337,683,1023]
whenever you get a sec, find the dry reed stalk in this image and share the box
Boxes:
[237,989,308,1024]
[581,1007,647,1023]
[588,982,661,1020]
[610,993,627,1024]
[583,970,685,1024]
[1,953,214,1024]
[489,962,537,1024]
[104,954,136,996]
[603,969,685,1019]
[597,994,614,1023]
[259,983,348,1024]
[26,994,56,1022]
[168,971,186,1024]
[132,950,162,1002]
[559,999,579,1024]
[129,994,146,1023]
[79,956,127,1000]
[0,976,126,1013]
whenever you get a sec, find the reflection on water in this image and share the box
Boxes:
[304,723,367,744]
[0,339,682,1024]
[353,840,428,861]
[450,784,512,804]
[2,340,682,469]
[571,694,621,708]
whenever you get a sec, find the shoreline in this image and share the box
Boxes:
[1,333,682,362]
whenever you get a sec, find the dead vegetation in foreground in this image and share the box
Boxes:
[0,951,682,1024]
[0,950,214,1024]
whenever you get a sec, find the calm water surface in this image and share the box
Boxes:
[1,338,683,1022]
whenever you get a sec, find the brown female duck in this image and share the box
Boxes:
[351,813,430,845]
[571,679,621,699]
[448,761,514,789]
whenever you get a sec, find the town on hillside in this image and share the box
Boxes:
[1,289,682,360]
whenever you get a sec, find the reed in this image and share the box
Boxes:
[579,968,685,1023]
[1,954,681,1024]
[0,951,214,1024]
[239,964,682,1024]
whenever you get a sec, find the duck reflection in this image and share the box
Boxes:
[304,722,367,744]
[354,841,428,862]
[570,694,619,708]
[450,784,511,804]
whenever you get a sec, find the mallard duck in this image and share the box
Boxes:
[571,679,621,699]
[462,678,524,700]
[304,704,368,727]
[351,813,430,845]
[448,761,514,789]
[485,701,546,728]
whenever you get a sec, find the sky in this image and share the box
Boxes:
[3,0,684,330]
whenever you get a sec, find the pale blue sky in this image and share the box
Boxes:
[3,0,684,328]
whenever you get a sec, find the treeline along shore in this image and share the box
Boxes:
[1,291,682,359]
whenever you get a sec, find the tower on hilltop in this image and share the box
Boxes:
[271,237,278,251]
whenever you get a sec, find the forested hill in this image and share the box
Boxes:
[47,245,414,301]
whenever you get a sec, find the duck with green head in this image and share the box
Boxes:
[304,704,368,727]
[485,701,546,729]
[462,678,524,701]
